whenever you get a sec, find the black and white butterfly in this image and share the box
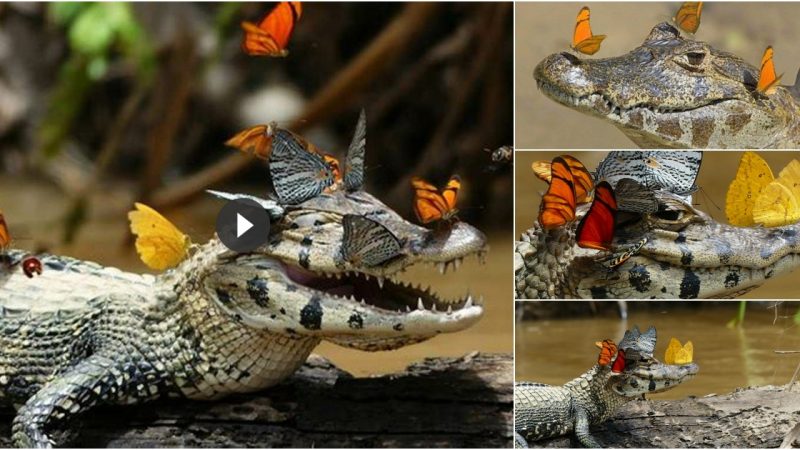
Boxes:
[341,214,402,267]
[343,109,366,192]
[596,151,702,197]
[269,129,336,205]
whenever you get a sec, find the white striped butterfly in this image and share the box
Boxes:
[341,215,402,267]
[269,129,336,204]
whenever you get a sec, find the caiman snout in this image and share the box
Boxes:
[615,361,699,396]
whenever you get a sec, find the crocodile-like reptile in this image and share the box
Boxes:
[534,22,800,149]
[515,153,800,299]
[0,137,488,446]
[514,326,699,448]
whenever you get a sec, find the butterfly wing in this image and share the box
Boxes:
[674,2,702,34]
[531,160,552,183]
[576,181,617,251]
[611,348,626,373]
[675,341,694,364]
[344,109,366,191]
[643,150,703,195]
[726,151,774,226]
[757,46,783,94]
[596,151,649,188]
[0,211,10,249]
[596,339,618,366]
[613,178,658,213]
[561,155,594,204]
[664,337,681,365]
[753,180,800,227]
[324,154,343,182]
[441,175,461,211]
[242,1,302,56]
[270,129,335,205]
[341,215,402,267]
[603,237,648,270]
[538,157,577,229]
[225,124,274,160]
[128,203,190,271]
[412,177,448,223]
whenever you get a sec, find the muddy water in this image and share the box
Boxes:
[514,151,800,298]
[0,176,512,377]
[516,303,800,399]
[515,2,800,149]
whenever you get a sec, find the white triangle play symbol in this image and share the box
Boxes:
[236,213,254,238]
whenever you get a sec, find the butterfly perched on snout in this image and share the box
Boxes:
[241,1,302,57]
[225,123,278,160]
[571,6,606,55]
[673,2,703,35]
[756,46,782,95]
[269,129,337,204]
[411,175,461,224]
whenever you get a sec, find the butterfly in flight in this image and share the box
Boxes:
[571,6,606,55]
[225,123,278,160]
[674,2,703,34]
[664,337,694,365]
[241,1,302,57]
[531,155,594,204]
[411,175,461,225]
[576,181,617,251]
[538,157,577,229]
[341,215,403,267]
[595,339,618,367]
[756,46,782,95]
[128,203,192,271]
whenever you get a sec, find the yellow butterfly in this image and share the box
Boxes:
[753,159,800,227]
[664,337,694,365]
[726,151,776,226]
[128,203,191,271]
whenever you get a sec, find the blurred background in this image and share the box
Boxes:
[516,301,800,398]
[515,2,800,148]
[0,2,513,374]
[515,151,800,298]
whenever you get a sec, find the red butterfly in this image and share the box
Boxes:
[576,181,617,251]
[241,2,302,57]
[611,348,626,373]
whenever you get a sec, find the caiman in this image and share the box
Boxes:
[0,123,488,447]
[514,326,699,448]
[515,152,800,299]
[534,22,800,149]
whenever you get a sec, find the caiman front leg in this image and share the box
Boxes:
[11,354,164,447]
[574,407,602,448]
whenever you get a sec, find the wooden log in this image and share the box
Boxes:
[0,352,512,448]
[529,384,800,448]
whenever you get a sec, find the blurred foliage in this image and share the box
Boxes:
[39,2,155,158]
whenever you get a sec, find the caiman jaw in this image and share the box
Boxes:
[612,361,699,396]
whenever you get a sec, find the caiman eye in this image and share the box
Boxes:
[675,51,707,72]
[654,210,682,221]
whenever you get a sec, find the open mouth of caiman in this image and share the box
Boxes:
[284,257,484,318]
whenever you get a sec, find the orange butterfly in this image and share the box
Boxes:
[757,46,782,95]
[674,2,703,34]
[531,155,594,204]
[241,1,302,57]
[572,6,606,55]
[225,123,277,160]
[0,211,10,250]
[324,154,343,182]
[538,157,577,230]
[411,176,461,224]
[595,339,618,367]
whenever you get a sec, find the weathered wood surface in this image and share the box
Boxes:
[531,384,800,448]
[0,352,512,448]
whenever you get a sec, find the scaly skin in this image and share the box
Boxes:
[0,187,488,447]
[515,191,800,299]
[534,22,800,149]
[514,326,699,448]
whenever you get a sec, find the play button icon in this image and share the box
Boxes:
[216,198,270,252]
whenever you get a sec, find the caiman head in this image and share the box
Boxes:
[534,22,800,149]
[608,326,698,396]
[174,113,488,352]
[516,153,800,299]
